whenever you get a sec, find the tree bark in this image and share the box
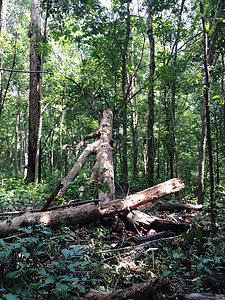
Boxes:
[130,27,139,178]
[45,108,115,208]
[121,2,131,193]
[27,0,42,182]
[0,178,185,238]
[199,0,223,234]
[147,0,155,187]
[85,278,169,300]
[198,0,224,205]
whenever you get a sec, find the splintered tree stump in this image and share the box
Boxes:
[44,108,115,210]
[0,178,185,238]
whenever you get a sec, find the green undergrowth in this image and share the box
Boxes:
[0,179,225,299]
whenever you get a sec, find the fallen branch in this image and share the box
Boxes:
[0,178,185,238]
[182,293,225,300]
[156,201,203,212]
[84,278,169,299]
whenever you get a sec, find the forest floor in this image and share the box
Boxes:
[0,180,225,299]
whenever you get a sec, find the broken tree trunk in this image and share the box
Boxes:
[155,201,203,212]
[43,108,115,210]
[0,178,184,238]
[125,209,189,233]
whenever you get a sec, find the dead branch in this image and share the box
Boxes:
[84,278,169,299]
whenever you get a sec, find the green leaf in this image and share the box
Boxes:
[6,270,21,279]
[78,286,86,293]
[208,25,216,37]
[55,282,69,292]
[196,72,202,81]
[182,232,194,243]
[14,284,22,295]
[0,239,5,247]
[194,229,203,241]
[197,262,204,272]
[45,277,55,284]
[161,270,171,279]
[173,252,183,259]
[192,277,201,287]
[3,294,19,300]
[62,248,71,259]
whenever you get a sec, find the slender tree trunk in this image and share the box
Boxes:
[27,0,42,182]
[59,101,64,179]
[157,95,162,180]
[198,0,224,204]
[130,27,139,178]
[215,109,219,185]
[147,0,155,187]
[24,111,29,179]
[0,0,3,109]
[198,98,207,204]
[121,2,130,193]
[199,0,223,234]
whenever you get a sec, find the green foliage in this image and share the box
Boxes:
[0,225,107,299]
[0,178,48,212]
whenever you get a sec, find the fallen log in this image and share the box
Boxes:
[155,201,203,212]
[181,293,225,300]
[84,278,169,300]
[125,209,189,233]
[0,178,185,238]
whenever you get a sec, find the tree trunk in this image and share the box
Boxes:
[27,0,42,182]
[45,109,115,208]
[147,0,155,187]
[0,0,3,110]
[198,0,224,204]
[130,27,139,178]
[89,108,115,202]
[121,2,130,193]
[0,178,185,238]
[198,97,207,204]
[199,0,223,234]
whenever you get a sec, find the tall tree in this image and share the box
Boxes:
[147,0,155,187]
[198,0,224,204]
[27,0,42,183]
[121,1,131,194]
[199,0,224,233]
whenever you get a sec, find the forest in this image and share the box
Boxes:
[0,0,225,299]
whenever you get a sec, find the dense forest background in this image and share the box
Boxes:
[0,0,225,298]
[0,0,224,200]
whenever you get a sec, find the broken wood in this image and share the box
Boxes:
[42,108,115,209]
[0,178,185,238]
[84,278,169,300]
[125,209,189,233]
[155,201,203,212]
[181,293,225,300]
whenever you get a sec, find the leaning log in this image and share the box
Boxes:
[43,108,115,209]
[0,178,185,238]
